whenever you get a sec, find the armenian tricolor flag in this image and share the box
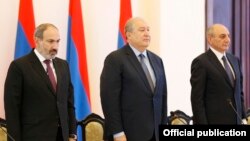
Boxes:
[118,0,132,48]
[67,0,91,140]
[14,0,35,59]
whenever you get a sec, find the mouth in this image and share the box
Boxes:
[50,49,58,54]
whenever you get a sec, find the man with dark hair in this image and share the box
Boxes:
[4,23,77,141]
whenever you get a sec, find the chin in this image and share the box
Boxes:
[47,55,55,59]
[143,43,150,47]
[224,47,229,51]
[51,53,57,58]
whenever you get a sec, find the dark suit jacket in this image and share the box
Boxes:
[4,50,76,141]
[190,49,246,124]
[100,44,168,141]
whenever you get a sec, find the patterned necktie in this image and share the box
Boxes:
[139,54,154,92]
[222,56,234,87]
[44,60,57,92]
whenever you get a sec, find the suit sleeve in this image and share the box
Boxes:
[160,59,168,124]
[65,62,77,135]
[100,53,123,136]
[237,58,246,119]
[4,61,22,140]
[190,58,208,124]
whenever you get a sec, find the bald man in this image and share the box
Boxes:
[190,24,246,124]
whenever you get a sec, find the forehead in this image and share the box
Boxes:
[213,25,229,36]
[43,27,60,38]
[133,20,149,28]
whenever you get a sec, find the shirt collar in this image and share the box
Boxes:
[210,47,226,60]
[129,44,148,58]
[34,48,51,62]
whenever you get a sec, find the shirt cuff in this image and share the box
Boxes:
[113,131,125,138]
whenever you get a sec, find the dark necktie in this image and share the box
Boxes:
[222,56,234,86]
[44,60,57,92]
[139,54,154,92]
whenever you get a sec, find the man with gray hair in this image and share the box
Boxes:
[101,17,168,141]
[190,24,246,124]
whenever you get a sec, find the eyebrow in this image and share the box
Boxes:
[219,33,229,36]
[138,27,150,29]
[47,39,60,42]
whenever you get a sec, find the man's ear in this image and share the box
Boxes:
[207,36,212,45]
[34,37,41,44]
[126,32,131,39]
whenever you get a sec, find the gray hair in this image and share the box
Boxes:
[125,17,146,32]
[124,17,145,38]
[206,24,227,38]
[206,25,215,38]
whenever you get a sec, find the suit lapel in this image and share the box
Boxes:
[29,51,56,95]
[124,45,153,92]
[207,50,234,88]
[226,54,238,84]
[147,52,158,92]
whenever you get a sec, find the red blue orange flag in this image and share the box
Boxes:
[67,0,91,140]
[14,0,35,59]
[118,0,132,48]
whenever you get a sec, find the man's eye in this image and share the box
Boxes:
[219,35,225,38]
[47,40,60,43]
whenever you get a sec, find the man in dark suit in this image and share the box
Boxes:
[190,24,246,124]
[4,23,77,141]
[100,17,168,141]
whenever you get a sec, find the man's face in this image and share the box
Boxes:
[36,27,60,59]
[208,25,230,53]
[127,20,151,51]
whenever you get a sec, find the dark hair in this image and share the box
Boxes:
[34,23,58,39]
